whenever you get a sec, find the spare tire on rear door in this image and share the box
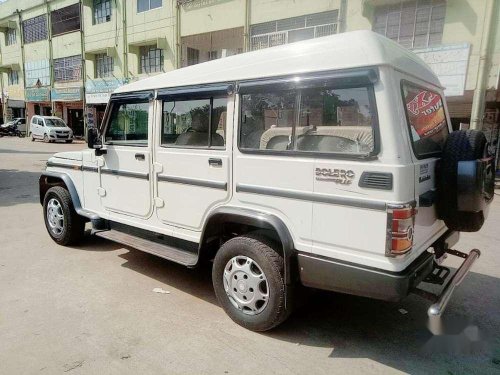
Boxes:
[437,130,495,232]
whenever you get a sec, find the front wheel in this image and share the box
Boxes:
[212,234,291,331]
[43,186,85,246]
[43,134,49,143]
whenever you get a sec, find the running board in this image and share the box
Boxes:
[93,229,198,267]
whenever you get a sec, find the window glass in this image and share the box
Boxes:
[6,28,16,46]
[137,0,162,13]
[403,83,448,158]
[93,0,111,24]
[54,55,82,82]
[51,4,81,36]
[105,102,149,146]
[162,97,227,148]
[240,82,376,155]
[140,47,163,74]
[240,90,295,150]
[23,15,48,44]
[95,53,113,78]
[45,119,66,127]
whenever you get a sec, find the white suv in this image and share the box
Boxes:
[38,31,495,331]
[30,115,73,143]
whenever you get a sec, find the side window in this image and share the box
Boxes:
[240,80,376,155]
[105,101,149,146]
[38,119,44,126]
[161,97,227,148]
[402,82,449,158]
[240,90,295,150]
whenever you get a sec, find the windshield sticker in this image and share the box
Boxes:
[405,89,446,139]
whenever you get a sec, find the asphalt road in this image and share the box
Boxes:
[1,137,499,374]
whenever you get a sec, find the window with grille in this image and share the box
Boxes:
[95,54,113,78]
[51,4,81,36]
[54,55,82,82]
[250,10,338,51]
[373,0,446,49]
[8,70,19,85]
[22,15,48,44]
[137,0,162,13]
[5,28,16,46]
[93,0,112,24]
[140,47,163,74]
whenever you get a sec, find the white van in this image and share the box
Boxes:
[39,31,494,331]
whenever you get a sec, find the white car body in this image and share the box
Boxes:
[30,115,73,142]
[41,31,490,322]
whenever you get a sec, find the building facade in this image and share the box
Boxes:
[0,0,498,137]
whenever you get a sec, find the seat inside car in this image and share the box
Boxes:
[175,112,224,147]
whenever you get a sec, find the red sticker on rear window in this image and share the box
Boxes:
[405,89,446,138]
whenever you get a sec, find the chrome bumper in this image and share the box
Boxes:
[427,249,481,317]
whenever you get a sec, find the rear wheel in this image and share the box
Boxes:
[212,234,291,331]
[43,186,85,246]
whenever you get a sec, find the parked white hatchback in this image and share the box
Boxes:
[30,115,73,143]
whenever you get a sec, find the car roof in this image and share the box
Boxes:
[116,30,441,94]
[32,116,63,120]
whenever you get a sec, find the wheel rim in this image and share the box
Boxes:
[223,256,269,315]
[46,198,64,236]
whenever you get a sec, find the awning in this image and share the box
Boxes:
[0,63,21,72]
[128,37,168,50]
[84,46,117,59]
[0,20,16,32]
[8,100,25,109]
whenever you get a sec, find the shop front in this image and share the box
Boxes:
[25,87,52,126]
[51,87,84,138]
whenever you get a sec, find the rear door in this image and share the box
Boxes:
[401,81,449,249]
[153,85,232,231]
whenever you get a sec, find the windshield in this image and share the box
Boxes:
[45,119,66,127]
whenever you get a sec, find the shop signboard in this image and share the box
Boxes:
[51,87,83,101]
[25,87,51,102]
[86,78,130,104]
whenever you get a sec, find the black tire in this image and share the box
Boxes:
[43,186,85,246]
[43,134,49,143]
[212,234,291,331]
[66,140,73,143]
[437,130,487,232]
[31,134,35,142]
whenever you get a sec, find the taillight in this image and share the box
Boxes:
[386,203,416,256]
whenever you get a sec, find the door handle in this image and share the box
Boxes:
[135,153,145,161]
[208,158,222,167]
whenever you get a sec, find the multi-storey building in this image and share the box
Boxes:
[0,0,498,138]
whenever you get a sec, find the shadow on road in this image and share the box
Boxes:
[0,169,41,207]
[0,149,57,155]
[114,246,500,374]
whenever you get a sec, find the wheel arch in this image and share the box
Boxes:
[39,171,98,221]
[200,207,297,284]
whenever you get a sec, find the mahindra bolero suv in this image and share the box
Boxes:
[39,31,495,331]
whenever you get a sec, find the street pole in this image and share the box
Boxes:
[470,0,496,130]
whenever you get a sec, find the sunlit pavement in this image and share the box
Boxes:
[1,137,499,374]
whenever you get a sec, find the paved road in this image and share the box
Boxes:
[1,137,499,374]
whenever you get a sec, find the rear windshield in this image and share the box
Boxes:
[402,82,449,158]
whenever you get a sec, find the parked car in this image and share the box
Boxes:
[30,115,73,143]
[39,31,494,331]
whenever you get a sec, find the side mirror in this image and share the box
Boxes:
[87,127,107,155]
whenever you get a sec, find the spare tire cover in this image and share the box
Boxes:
[437,130,490,232]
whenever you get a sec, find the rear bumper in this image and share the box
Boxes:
[298,251,434,302]
[298,230,462,302]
